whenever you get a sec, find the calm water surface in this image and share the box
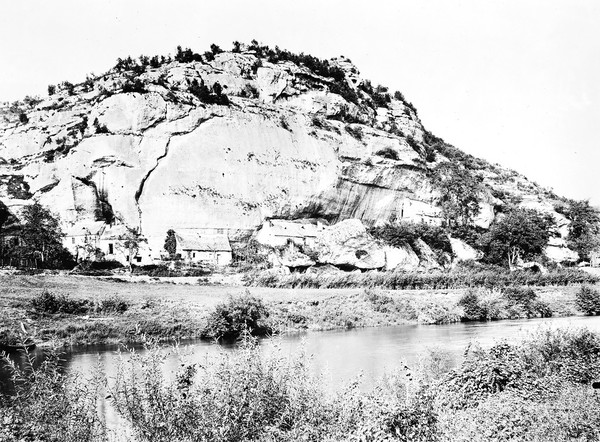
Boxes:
[4,315,600,438]
[66,314,600,390]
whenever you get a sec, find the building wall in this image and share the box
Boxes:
[183,249,232,266]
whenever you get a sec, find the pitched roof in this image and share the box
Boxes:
[65,220,107,237]
[175,230,231,252]
[265,220,321,238]
[101,224,136,240]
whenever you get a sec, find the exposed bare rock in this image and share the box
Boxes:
[384,244,420,271]
[0,45,582,265]
[450,237,483,262]
[314,219,386,270]
[278,246,316,269]
[412,238,442,269]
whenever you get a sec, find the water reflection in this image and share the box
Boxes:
[2,315,600,437]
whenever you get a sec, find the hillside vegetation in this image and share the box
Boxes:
[0,41,598,274]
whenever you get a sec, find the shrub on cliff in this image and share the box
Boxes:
[188,79,230,106]
[122,78,147,94]
[370,221,452,256]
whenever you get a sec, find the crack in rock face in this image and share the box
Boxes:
[0,47,576,265]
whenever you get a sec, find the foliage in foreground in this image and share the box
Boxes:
[0,346,104,441]
[3,328,600,441]
[111,336,439,442]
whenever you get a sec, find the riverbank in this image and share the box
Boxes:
[0,274,594,347]
[3,327,600,442]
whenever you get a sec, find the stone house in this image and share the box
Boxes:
[63,220,107,261]
[255,219,325,248]
[64,222,153,266]
[174,229,232,266]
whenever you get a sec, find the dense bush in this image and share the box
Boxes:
[30,290,91,315]
[345,124,363,140]
[188,79,230,105]
[29,290,130,315]
[439,328,600,414]
[202,292,272,341]
[575,285,600,315]
[457,287,551,321]
[481,207,556,267]
[556,199,600,260]
[2,202,75,269]
[98,295,129,313]
[457,290,490,321]
[370,221,452,257]
[111,339,441,442]
[122,78,147,94]
[0,350,104,441]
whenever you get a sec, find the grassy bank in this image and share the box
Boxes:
[3,328,600,441]
[0,274,597,347]
[246,267,600,290]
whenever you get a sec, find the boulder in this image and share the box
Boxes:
[314,219,386,270]
[449,237,483,262]
[412,238,441,269]
[279,247,315,268]
[383,244,420,271]
[544,244,578,263]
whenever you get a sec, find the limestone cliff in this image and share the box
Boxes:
[0,44,576,261]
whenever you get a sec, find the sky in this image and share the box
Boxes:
[1,0,599,205]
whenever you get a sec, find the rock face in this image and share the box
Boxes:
[0,46,580,263]
[450,237,483,262]
[313,219,386,270]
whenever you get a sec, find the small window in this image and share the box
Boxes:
[108,243,114,254]
[193,252,196,258]
[72,237,75,244]
[136,256,142,263]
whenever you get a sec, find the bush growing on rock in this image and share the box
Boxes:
[122,78,147,94]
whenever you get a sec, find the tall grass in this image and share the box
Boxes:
[110,335,439,442]
[3,328,600,441]
[245,267,599,290]
[0,344,105,441]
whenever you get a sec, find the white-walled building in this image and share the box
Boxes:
[63,221,153,266]
[255,219,325,248]
[174,229,232,266]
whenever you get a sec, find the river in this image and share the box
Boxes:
[3,315,600,438]
[63,314,600,391]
